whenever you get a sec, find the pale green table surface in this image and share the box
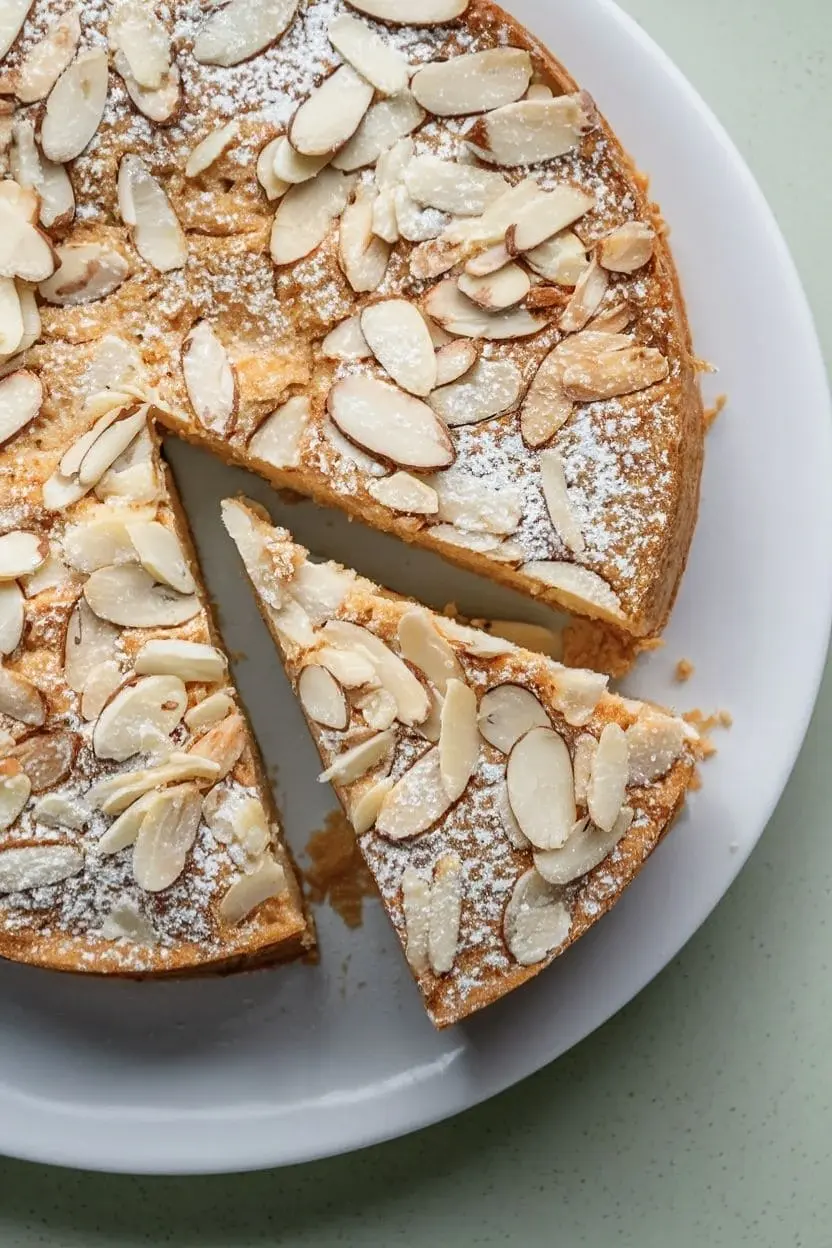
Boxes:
[1,2,831,1244]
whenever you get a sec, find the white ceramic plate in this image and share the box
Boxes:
[1,0,830,1176]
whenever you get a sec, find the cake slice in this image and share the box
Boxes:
[223,498,699,1027]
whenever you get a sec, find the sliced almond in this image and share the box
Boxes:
[497,777,528,849]
[0,278,23,357]
[376,746,453,840]
[428,357,522,429]
[507,726,575,851]
[404,154,507,217]
[521,561,624,622]
[0,0,34,62]
[409,238,463,281]
[484,619,561,659]
[626,712,686,784]
[185,121,239,178]
[134,640,226,683]
[116,54,182,124]
[371,185,400,243]
[290,65,374,158]
[249,395,310,470]
[464,242,511,278]
[506,186,595,255]
[427,524,502,554]
[401,865,430,973]
[0,664,44,726]
[328,374,455,472]
[316,646,379,689]
[7,284,40,358]
[31,792,89,831]
[80,659,123,722]
[318,729,395,786]
[0,769,30,829]
[478,683,549,754]
[338,186,392,293]
[586,722,628,833]
[256,138,290,201]
[270,167,349,266]
[84,565,200,629]
[0,201,56,283]
[354,687,397,731]
[423,280,547,340]
[38,243,129,306]
[193,0,299,66]
[63,598,119,694]
[394,184,445,243]
[271,135,330,186]
[321,316,370,361]
[99,901,157,943]
[599,222,656,273]
[0,178,39,224]
[63,508,146,574]
[398,608,463,695]
[345,0,468,22]
[93,674,187,762]
[561,345,669,401]
[416,684,443,744]
[434,340,478,387]
[367,471,439,515]
[438,678,478,802]
[5,730,76,791]
[457,264,530,311]
[41,49,109,164]
[539,449,585,556]
[182,320,236,436]
[572,733,598,804]
[525,230,588,286]
[519,346,572,448]
[328,13,409,96]
[503,868,571,965]
[89,754,220,817]
[109,0,171,90]
[360,300,437,397]
[0,582,23,655]
[442,178,543,248]
[428,854,462,975]
[184,691,234,732]
[0,531,46,580]
[526,83,553,101]
[412,47,531,116]
[94,428,161,506]
[322,619,429,726]
[132,783,202,892]
[35,158,75,231]
[332,92,425,173]
[436,617,516,658]
[220,855,287,924]
[560,256,609,334]
[298,664,348,731]
[432,469,522,536]
[0,842,83,893]
[535,806,633,887]
[76,406,148,489]
[188,713,246,780]
[118,155,186,273]
[467,95,595,167]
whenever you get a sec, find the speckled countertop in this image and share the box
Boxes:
[1,0,831,1244]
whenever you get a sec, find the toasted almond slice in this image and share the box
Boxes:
[93,674,187,762]
[539,449,585,556]
[188,713,246,780]
[271,135,330,186]
[290,64,374,158]
[525,230,588,285]
[412,47,531,116]
[80,659,123,722]
[0,177,39,223]
[478,683,548,753]
[185,120,238,178]
[64,509,148,573]
[77,406,147,487]
[93,428,161,506]
[497,776,529,849]
[433,340,478,387]
[332,92,425,172]
[398,608,463,695]
[442,178,543,249]
[506,186,595,255]
[125,520,194,595]
[0,842,83,893]
[249,395,310,470]
[371,185,400,243]
[561,345,670,401]
[322,619,430,726]
[423,280,547,340]
[522,561,624,622]
[99,900,157,943]
[256,138,290,201]
[0,531,46,580]
[599,222,656,273]
[414,683,443,744]
[367,471,439,515]
[526,82,554,101]
[38,243,129,307]
[87,753,220,816]
[31,792,89,831]
[321,316,370,361]
[298,664,348,731]
[328,374,455,472]
[36,158,75,231]
[193,0,299,66]
[0,0,34,61]
[6,730,76,791]
[328,13,408,96]
[21,551,73,598]
[184,691,234,732]
[468,94,595,167]
[427,524,502,555]
[84,565,200,629]
[220,855,287,924]
[586,722,628,833]
[63,598,119,693]
[116,53,181,124]
[560,256,609,334]
[408,239,463,281]
[503,868,571,965]
[0,770,31,829]
[11,284,40,355]
[438,678,478,801]
[134,640,226,683]
[354,687,397,731]
[436,617,516,657]
[318,729,395,786]
[507,726,575,851]
[0,202,56,283]
[338,186,392,293]
[401,865,430,972]
[519,347,572,448]
[132,783,202,892]
[316,646,379,690]
[394,184,446,243]
[376,746,453,840]
[118,155,186,272]
[485,620,561,659]
[0,582,23,655]
[360,300,437,397]
[0,278,23,357]
[41,49,109,164]
[626,712,686,784]
[109,0,171,90]
[345,0,467,22]
[270,167,349,266]
[572,733,597,805]
[0,370,42,446]
[0,664,44,726]
[464,242,511,278]
[404,154,507,217]
[428,853,462,974]
[535,807,632,886]
[457,264,530,311]
[182,320,236,435]
[433,469,522,536]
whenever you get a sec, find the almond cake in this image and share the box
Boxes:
[0,0,704,1001]
[224,498,699,1026]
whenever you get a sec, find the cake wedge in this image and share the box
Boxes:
[223,497,700,1027]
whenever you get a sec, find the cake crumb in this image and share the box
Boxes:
[704,394,727,430]
[675,657,695,683]
[684,707,732,761]
[303,809,377,929]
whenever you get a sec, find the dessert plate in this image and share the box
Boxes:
[0,0,829,1174]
